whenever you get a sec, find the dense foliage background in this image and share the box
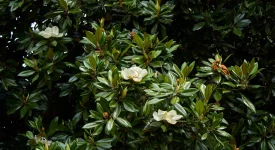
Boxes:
[1,0,275,149]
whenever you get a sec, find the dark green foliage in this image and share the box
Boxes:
[1,0,275,149]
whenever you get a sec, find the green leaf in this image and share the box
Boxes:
[148,98,164,105]
[143,101,152,116]
[180,88,198,96]
[173,64,183,78]
[96,103,104,114]
[205,84,213,102]
[236,19,251,28]
[174,103,187,117]
[7,104,22,114]
[72,112,82,126]
[83,122,99,129]
[68,76,78,83]
[97,138,113,143]
[93,124,104,136]
[115,117,132,128]
[1,79,8,90]
[123,101,138,112]
[106,118,114,132]
[32,74,39,83]
[18,70,35,77]
[133,34,143,49]
[26,131,34,139]
[167,44,179,53]
[96,142,112,149]
[268,140,275,150]
[85,31,96,45]
[216,130,231,138]
[213,91,222,101]
[249,63,258,75]
[89,111,103,120]
[261,139,267,150]
[234,13,245,24]
[240,94,256,113]
[69,8,82,14]
[20,106,28,118]
[170,96,180,105]
[5,78,17,86]
[95,27,102,43]
[201,133,208,140]
[195,100,204,116]
[213,75,221,84]
[9,0,24,11]
[48,117,59,136]
[233,28,242,36]
[193,22,206,31]
[200,84,206,98]
[44,11,64,18]
[222,82,236,88]
[58,0,68,10]
[24,58,34,68]
[112,106,121,119]
[89,55,97,71]
[65,143,70,150]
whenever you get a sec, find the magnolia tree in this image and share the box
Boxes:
[1,0,275,150]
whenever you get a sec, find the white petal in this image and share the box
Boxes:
[44,27,52,34]
[52,26,59,36]
[153,111,161,121]
[121,69,130,80]
[39,31,51,38]
[157,109,166,116]
[168,110,177,116]
[133,77,142,82]
[55,33,63,37]
[172,115,183,121]
[166,118,177,124]
[139,69,148,78]
[129,68,139,77]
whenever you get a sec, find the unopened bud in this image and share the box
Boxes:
[121,87,128,99]
[103,112,109,119]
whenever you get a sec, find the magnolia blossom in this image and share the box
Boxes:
[121,66,148,82]
[38,26,63,38]
[153,109,183,124]
[34,135,52,146]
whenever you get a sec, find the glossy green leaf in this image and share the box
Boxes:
[181,88,198,96]
[193,22,206,31]
[83,122,99,129]
[133,34,143,49]
[174,103,187,117]
[148,98,164,105]
[123,101,138,112]
[20,106,28,118]
[195,100,204,116]
[233,28,242,36]
[213,91,222,101]
[216,130,231,138]
[115,117,132,128]
[106,118,114,132]
[58,0,68,10]
[112,106,121,119]
[201,133,208,140]
[240,94,256,113]
[95,27,102,43]
[18,70,35,77]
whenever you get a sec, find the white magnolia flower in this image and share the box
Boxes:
[38,26,63,38]
[34,135,52,146]
[121,66,148,82]
[153,109,183,124]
